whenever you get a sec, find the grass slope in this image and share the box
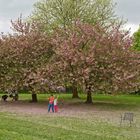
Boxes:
[0,112,140,140]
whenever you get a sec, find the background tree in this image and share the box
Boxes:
[131,25,140,94]
[133,25,140,51]
[31,0,118,33]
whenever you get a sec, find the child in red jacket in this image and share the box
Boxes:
[48,95,54,112]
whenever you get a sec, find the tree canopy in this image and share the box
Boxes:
[30,0,120,33]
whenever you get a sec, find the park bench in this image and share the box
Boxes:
[120,112,134,127]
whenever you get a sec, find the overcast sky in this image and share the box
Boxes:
[0,0,139,34]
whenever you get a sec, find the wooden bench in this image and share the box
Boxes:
[120,112,134,126]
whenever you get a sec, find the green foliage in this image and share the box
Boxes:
[133,26,140,51]
[31,0,119,33]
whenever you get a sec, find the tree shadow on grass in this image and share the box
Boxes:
[92,101,139,111]
[65,99,139,111]
[1,98,139,112]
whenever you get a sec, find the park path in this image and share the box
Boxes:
[0,100,138,121]
[0,100,140,126]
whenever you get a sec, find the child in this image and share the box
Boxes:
[54,95,58,112]
[48,94,54,113]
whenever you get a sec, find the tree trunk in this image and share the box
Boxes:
[31,93,38,102]
[15,94,19,101]
[72,86,79,98]
[85,86,92,104]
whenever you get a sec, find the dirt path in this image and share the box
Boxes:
[1,100,140,126]
[1,100,136,122]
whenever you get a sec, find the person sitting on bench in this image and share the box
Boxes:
[1,95,8,101]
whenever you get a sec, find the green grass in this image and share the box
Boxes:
[1,93,140,111]
[92,94,140,111]
[0,94,140,140]
[0,112,139,140]
[19,93,140,109]
[11,93,140,101]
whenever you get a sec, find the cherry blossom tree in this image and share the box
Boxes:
[0,17,52,102]
[30,0,124,98]
[1,17,140,104]
[40,21,140,103]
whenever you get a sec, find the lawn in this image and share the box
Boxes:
[0,94,140,140]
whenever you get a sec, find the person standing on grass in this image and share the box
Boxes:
[48,94,54,112]
[54,95,58,112]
